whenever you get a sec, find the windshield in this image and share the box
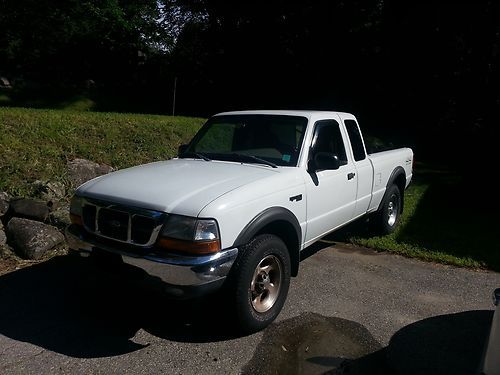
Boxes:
[185,115,308,167]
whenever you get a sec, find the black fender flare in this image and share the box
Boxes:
[233,207,302,276]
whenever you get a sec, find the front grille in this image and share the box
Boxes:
[82,205,96,231]
[98,208,129,241]
[131,215,156,244]
[81,199,165,246]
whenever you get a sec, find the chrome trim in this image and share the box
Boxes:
[143,248,239,266]
[65,224,238,289]
[127,210,132,242]
[81,197,167,247]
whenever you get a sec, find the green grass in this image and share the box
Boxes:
[0,107,204,196]
[343,172,500,271]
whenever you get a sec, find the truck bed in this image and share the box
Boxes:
[367,147,413,213]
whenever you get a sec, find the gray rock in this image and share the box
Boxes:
[50,205,71,229]
[0,244,16,259]
[0,191,10,217]
[10,198,50,222]
[0,229,6,246]
[67,158,114,187]
[0,76,12,89]
[46,181,66,200]
[7,218,64,260]
[0,245,7,258]
[33,180,66,202]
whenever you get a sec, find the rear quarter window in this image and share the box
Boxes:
[344,119,366,161]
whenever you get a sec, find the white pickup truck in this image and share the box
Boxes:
[67,110,413,332]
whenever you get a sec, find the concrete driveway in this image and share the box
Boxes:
[1,241,498,374]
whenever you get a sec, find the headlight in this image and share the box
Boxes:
[157,215,221,255]
[69,195,84,226]
[160,215,197,240]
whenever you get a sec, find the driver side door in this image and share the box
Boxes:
[304,118,357,245]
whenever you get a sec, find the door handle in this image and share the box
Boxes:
[347,172,356,180]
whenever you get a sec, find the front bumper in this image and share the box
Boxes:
[65,224,238,298]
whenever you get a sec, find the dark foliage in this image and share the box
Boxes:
[1,1,498,165]
[0,1,167,82]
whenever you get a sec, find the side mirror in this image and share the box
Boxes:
[308,152,341,172]
[178,144,188,155]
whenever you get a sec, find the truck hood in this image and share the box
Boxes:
[76,159,279,217]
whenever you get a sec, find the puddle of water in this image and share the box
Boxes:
[242,312,382,375]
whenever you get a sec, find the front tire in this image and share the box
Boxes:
[228,234,291,334]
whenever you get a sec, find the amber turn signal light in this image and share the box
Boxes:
[157,237,221,255]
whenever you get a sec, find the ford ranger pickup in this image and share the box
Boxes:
[66,110,413,332]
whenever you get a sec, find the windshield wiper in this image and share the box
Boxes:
[179,151,211,161]
[230,153,278,168]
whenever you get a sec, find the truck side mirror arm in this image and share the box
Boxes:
[307,158,317,173]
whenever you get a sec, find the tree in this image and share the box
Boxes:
[0,0,172,83]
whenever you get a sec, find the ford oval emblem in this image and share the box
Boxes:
[109,220,122,228]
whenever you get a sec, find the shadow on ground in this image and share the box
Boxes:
[386,310,492,375]
[243,310,492,375]
[0,255,238,358]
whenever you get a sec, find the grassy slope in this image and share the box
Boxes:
[0,107,204,196]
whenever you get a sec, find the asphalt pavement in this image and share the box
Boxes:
[1,241,498,374]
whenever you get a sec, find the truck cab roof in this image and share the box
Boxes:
[214,110,357,120]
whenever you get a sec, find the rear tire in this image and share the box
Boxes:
[376,185,402,235]
[227,234,291,334]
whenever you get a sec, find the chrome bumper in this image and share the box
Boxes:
[65,224,238,297]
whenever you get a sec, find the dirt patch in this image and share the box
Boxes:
[0,257,20,275]
[333,244,382,257]
[0,244,68,276]
[0,256,47,276]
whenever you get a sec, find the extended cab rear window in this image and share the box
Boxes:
[344,119,366,161]
[188,115,308,166]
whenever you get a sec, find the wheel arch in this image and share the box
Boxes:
[233,207,301,277]
[381,166,406,213]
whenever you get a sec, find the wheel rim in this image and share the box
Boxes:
[250,255,282,313]
[387,194,399,227]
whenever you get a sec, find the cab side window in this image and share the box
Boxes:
[344,119,366,161]
[310,120,348,165]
